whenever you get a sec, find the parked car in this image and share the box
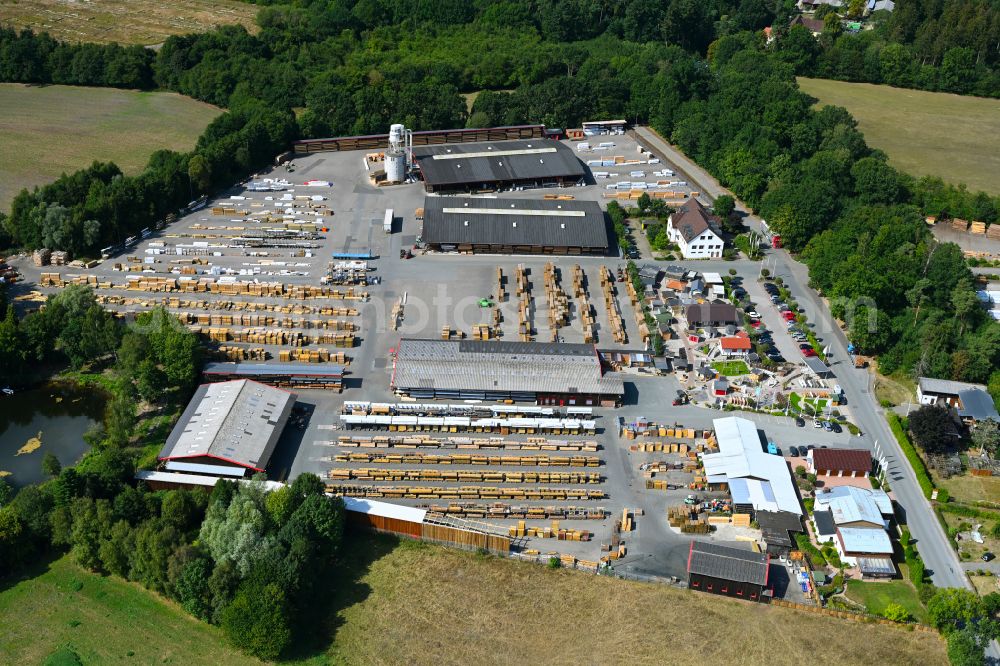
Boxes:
[789,445,800,457]
[813,420,822,429]
[802,348,817,357]
[684,494,699,505]
[983,552,995,562]
[823,421,833,432]
[795,417,805,427]
[806,444,816,451]
[746,310,760,318]
[831,423,843,433]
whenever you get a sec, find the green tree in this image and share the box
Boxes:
[41,452,62,477]
[713,194,736,219]
[952,278,981,336]
[221,580,293,660]
[928,588,988,634]
[973,419,1000,456]
[881,602,911,622]
[908,405,956,454]
[187,154,212,193]
[947,626,987,666]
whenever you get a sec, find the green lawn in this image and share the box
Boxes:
[789,393,829,416]
[845,579,928,623]
[0,556,253,665]
[798,77,1000,195]
[0,84,221,211]
[712,360,750,376]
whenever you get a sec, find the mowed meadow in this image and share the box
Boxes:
[798,77,1000,196]
[0,83,221,210]
[0,0,256,46]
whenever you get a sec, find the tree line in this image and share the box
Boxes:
[773,0,1000,98]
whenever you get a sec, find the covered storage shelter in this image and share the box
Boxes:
[420,196,608,255]
[413,139,587,193]
[391,338,624,406]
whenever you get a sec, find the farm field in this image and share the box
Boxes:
[318,534,944,666]
[0,556,253,665]
[0,0,257,46]
[1,535,947,665]
[0,83,221,211]
[798,77,1000,195]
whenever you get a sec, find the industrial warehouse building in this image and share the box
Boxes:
[413,139,588,192]
[702,417,802,517]
[203,362,345,390]
[391,339,625,406]
[687,541,771,603]
[420,197,608,255]
[158,379,295,477]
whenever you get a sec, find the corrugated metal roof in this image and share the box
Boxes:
[702,417,802,515]
[414,139,587,187]
[158,379,295,470]
[814,486,891,526]
[421,196,607,249]
[135,470,285,491]
[203,362,345,377]
[687,541,769,584]
[343,496,427,523]
[393,339,624,397]
[918,377,987,396]
[164,461,247,477]
[838,527,893,554]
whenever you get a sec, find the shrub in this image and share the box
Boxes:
[887,413,934,499]
[548,556,561,569]
[882,602,912,623]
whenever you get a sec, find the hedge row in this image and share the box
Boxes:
[886,413,934,499]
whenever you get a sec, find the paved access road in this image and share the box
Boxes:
[634,126,970,592]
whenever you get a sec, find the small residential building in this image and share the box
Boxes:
[719,332,752,357]
[866,0,895,13]
[713,378,730,397]
[686,302,739,328]
[687,541,771,603]
[789,15,826,35]
[666,199,724,259]
[812,485,895,576]
[917,377,1000,425]
[807,448,872,478]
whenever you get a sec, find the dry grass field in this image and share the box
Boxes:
[0,83,221,210]
[0,0,257,45]
[1,535,947,666]
[317,535,946,666]
[798,77,1000,195]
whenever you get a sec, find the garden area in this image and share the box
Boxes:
[844,579,928,624]
[788,393,829,416]
[711,360,749,377]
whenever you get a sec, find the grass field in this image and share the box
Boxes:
[1,535,947,665]
[798,77,1000,195]
[845,579,928,623]
[0,83,221,211]
[0,557,253,665]
[937,471,1000,505]
[0,0,257,46]
[316,535,945,665]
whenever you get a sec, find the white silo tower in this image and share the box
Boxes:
[385,123,412,183]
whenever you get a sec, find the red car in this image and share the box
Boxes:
[750,320,762,328]
[782,311,796,321]
[801,348,817,357]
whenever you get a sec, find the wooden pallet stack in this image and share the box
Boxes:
[543,262,569,341]
[471,324,491,340]
[496,266,505,302]
[600,266,627,343]
[216,345,268,361]
[516,264,533,341]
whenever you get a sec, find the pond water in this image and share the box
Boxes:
[0,382,105,488]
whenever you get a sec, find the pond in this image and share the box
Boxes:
[0,382,106,488]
